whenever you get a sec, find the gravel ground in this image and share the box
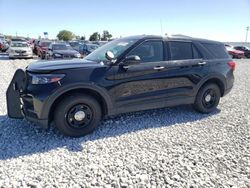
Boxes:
[0,53,249,187]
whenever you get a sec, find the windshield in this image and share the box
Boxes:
[85,38,138,62]
[41,42,51,47]
[11,43,28,47]
[53,44,72,50]
[69,42,80,47]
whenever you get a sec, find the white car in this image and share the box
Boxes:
[8,42,33,59]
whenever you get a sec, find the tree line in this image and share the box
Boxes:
[57,30,113,41]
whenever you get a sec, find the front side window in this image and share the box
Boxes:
[127,40,163,63]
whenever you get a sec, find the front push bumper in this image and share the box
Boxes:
[6,69,49,129]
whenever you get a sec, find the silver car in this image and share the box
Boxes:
[8,42,33,59]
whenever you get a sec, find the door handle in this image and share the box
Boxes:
[154,66,165,70]
[198,61,207,65]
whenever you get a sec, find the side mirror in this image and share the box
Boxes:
[105,50,115,61]
[122,55,141,66]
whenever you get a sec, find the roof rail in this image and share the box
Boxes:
[169,34,193,39]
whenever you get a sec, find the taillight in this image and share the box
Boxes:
[228,61,236,71]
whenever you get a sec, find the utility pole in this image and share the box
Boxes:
[246,26,249,42]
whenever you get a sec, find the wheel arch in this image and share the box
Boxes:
[40,83,114,123]
[197,75,226,97]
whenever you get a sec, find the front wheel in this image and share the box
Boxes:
[54,94,102,137]
[193,83,221,113]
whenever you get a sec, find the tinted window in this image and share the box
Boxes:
[127,41,163,63]
[192,45,202,59]
[202,43,229,59]
[79,45,84,51]
[169,42,193,60]
[52,44,68,50]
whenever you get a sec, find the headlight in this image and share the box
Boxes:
[74,53,81,58]
[54,53,62,57]
[31,74,65,84]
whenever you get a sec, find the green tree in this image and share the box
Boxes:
[89,32,101,41]
[80,36,86,40]
[101,30,112,41]
[75,35,81,40]
[57,30,75,41]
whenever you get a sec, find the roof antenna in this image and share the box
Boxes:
[160,19,163,36]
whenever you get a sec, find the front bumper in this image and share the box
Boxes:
[6,69,49,129]
[9,53,33,58]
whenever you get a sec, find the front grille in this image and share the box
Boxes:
[63,55,74,58]
[15,50,26,53]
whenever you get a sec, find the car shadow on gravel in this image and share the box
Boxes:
[0,105,220,160]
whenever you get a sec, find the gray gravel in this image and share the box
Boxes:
[0,54,249,187]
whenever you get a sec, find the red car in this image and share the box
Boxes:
[225,45,245,59]
[36,40,51,59]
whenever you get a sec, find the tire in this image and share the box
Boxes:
[54,94,102,137]
[193,83,221,114]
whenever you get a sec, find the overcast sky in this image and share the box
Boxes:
[0,0,249,42]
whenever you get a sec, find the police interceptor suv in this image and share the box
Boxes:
[7,35,235,137]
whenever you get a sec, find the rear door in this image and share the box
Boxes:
[165,40,209,96]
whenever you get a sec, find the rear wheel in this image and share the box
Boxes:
[193,83,221,113]
[54,94,102,137]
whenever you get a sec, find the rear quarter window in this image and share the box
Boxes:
[202,43,229,59]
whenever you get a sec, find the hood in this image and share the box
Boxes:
[27,59,104,73]
[53,49,78,55]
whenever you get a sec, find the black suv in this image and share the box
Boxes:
[7,35,235,137]
[46,43,81,59]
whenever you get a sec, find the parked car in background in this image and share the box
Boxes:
[225,45,244,58]
[0,39,9,52]
[68,41,82,51]
[8,41,33,59]
[46,43,81,59]
[28,39,35,50]
[33,39,40,54]
[37,40,51,59]
[78,43,99,57]
[7,35,235,137]
[233,46,250,58]
[0,34,4,40]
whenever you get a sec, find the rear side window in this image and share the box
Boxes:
[169,42,201,60]
[202,43,229,59]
